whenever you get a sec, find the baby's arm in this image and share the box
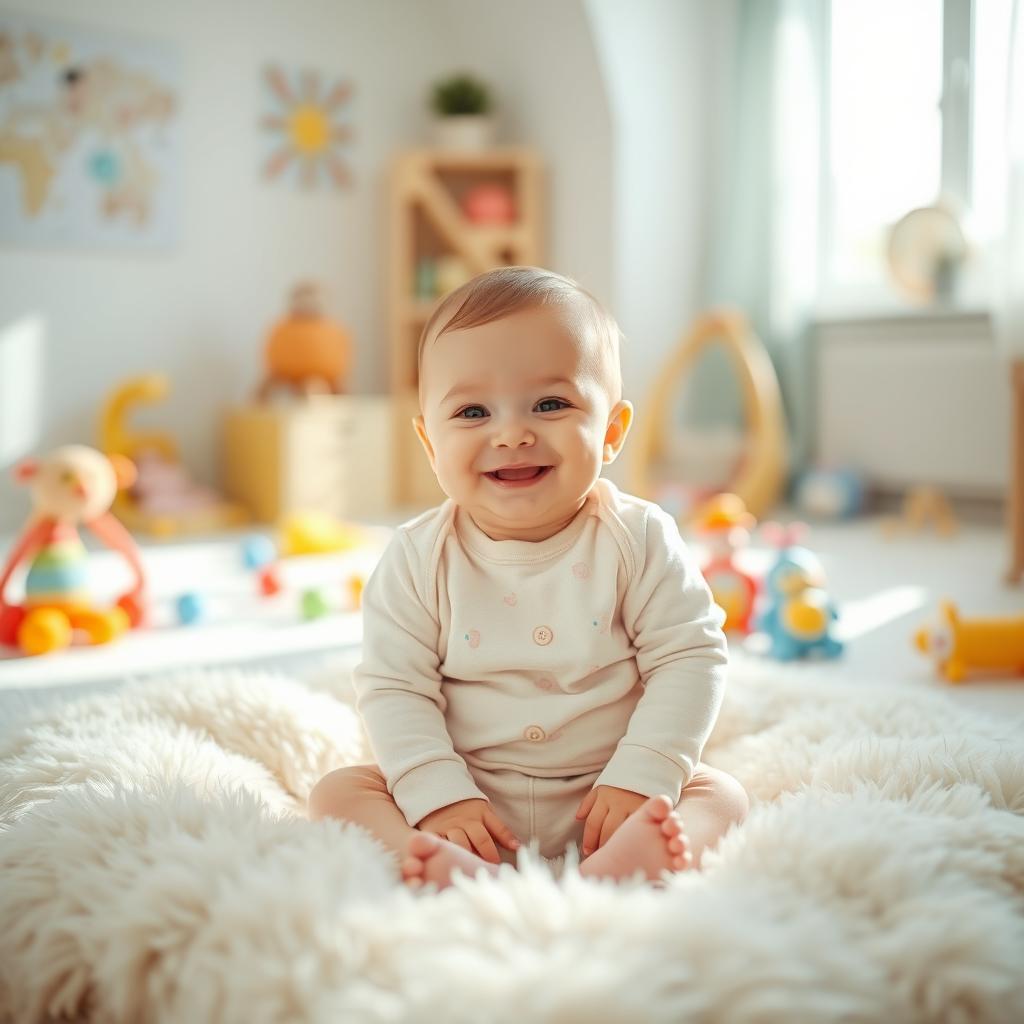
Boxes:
[594,505,728,803]
[353,531,488,826]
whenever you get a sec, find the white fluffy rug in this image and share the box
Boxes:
[1,654,1023,1023]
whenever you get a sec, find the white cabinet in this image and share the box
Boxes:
[815,313,1010,498]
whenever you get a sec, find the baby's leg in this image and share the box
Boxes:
[308,765,500,890]
[673,764,750,868]
[579,765,749,883]
[308,764,416,855]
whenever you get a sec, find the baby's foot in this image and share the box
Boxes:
[401,831,501,891]
[579,795,693,883]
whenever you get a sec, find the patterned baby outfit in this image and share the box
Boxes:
[353,478,728,836]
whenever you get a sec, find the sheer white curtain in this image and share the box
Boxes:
[708,0,828,470]
[994,0,1024,359]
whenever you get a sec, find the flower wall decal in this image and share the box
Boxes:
[260,64,353,190]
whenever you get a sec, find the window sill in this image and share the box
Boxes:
[811,303,991,329]
[814,271,995,327]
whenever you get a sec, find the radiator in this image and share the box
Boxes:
[815,312,1010,499]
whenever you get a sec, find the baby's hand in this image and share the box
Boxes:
[416,798,521,864]
[575,785,648,856]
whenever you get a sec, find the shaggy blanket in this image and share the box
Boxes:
[1,655,1023,1023]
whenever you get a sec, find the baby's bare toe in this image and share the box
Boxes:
[667,836,685,854]
[401,856,425,878]
[407,832,441,858]
[645,795,674,822]
[661,816,683,837]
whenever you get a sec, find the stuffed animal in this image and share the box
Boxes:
[756,523,843,661]
[257,281,352,399]
[914,601,1024,682]
[0,445,147,655]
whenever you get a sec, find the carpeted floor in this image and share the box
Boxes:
[1,653,1022,1023]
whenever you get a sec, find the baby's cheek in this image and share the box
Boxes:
[434,439,472,485]
[431,458,463,500]
[451,433,482,469]
[578,418,607,451]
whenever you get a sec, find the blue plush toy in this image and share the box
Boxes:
[794,466,865,520]
[756,523,843,661]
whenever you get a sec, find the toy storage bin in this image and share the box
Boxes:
[223,396,394,523]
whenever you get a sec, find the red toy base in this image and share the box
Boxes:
[0,603,26,647]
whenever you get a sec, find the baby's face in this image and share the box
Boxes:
[415,304,632,541]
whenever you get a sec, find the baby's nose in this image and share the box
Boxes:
[492,421,535,448]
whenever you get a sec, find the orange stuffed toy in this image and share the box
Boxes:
[257,281,352,399]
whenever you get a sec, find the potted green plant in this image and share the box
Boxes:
[430,73,495,150]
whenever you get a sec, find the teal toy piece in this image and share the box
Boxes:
[24,537,89,600]
[176,592,207,625]
[242,534,277,571]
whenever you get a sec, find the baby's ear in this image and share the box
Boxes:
[603,401,633,463]
[412,415,436,469]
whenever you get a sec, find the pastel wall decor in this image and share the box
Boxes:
[260,65,354,191]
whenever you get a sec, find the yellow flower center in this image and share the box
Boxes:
[289,105,329,154]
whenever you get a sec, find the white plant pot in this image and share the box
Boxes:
[433,115,496,151]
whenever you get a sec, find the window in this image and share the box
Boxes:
[822,0,1015,309]
[971,0,1014,243]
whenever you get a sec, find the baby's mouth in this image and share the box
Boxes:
[484,465,553,484]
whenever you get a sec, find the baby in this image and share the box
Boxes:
[309,267,749,890]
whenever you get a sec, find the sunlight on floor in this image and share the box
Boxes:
[834,585,931,641]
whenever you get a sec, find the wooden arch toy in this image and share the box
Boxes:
[100,374,249,538]
[630,309,789,522]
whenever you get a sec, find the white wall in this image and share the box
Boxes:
[0,0,616,531]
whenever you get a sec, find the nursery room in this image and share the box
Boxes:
[0,0,1022,1019]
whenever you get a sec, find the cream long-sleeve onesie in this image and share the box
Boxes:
[353,478,728,828]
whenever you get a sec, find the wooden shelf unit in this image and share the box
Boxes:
[388,147,544,506]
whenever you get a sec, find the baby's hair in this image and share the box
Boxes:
[417,266,623,400]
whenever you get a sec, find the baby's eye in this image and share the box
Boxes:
[456,405,488,420]
[535,398,569,413]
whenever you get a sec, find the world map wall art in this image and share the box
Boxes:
[0,12,180,249]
